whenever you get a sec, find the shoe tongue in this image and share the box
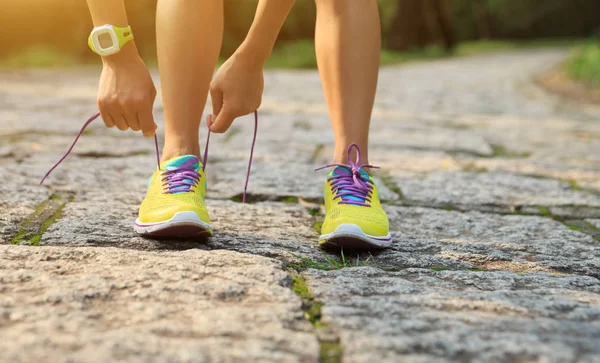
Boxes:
[330,166,370,204]
[331,166,370,179]
[162,155,201,172]
[158,155,202,194]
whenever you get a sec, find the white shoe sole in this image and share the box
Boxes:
[134,211,214,238]
[319,223,392,249]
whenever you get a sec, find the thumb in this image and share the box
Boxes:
[209,105,236,133]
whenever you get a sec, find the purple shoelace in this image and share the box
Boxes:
[315,143,380,207]
[161,157,201,194]
[40,110,258,203]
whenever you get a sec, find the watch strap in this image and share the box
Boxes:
[87,25,134,55]
[114,25,134,48]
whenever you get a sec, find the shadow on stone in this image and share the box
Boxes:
[140,235,212,251]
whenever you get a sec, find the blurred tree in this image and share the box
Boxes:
[1,0,600,62]
[472,0,491,39]
[383,0,455,52]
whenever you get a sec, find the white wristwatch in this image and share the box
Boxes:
[88,24,134,56]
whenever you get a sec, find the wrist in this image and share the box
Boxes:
[101,41,140,66]
[235,41,270,68]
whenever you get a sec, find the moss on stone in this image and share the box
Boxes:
[280,196,298,204]
[568,179,582,191]
[430,267,448,272]
[229,195,243,203]
[462,163,488,173]
[539,206,551,217]
[378,171,405,199]
[489,143,531,158]
[308,144,325,164]
[313,221,323,233]
[290,273,343,362]
[468,267,486,272]
[11,194,67,245]
[307,207,320,217]
[292,275,311,299]
[320,341,343,363]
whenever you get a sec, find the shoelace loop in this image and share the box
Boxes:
[315,143,379,207]
[161,159,201,194]
[40,110,258,203]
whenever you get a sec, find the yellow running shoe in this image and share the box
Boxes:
[134,155,213,237]
[40,111,261,239]
[316,144,392,249]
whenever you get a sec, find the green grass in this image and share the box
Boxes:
[0,45,78,68]
[380,44,447,65]
[265,38,587,70]
[565,42,600,88]
[290,251,376,271]
[3,38,587,69]
[291,251,351,271]
[265,40,317,69]
[455,38,587,56]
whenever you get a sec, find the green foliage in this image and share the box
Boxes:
[456,38,587,56]
[1,0,598,68]
[0,45,77,68]
[380,45,447,65]
[451,0,600,41]
[265,40,317,69]
[565,43,600,88]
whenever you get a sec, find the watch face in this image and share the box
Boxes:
[90,25,120,56]
[98,32,115,49]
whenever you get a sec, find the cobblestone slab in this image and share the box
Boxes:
[304,268,600,363]
[0,246,318,363]
[2,49,600,362]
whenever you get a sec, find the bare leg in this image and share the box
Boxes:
[156,0,223,161]
[314,0,380,164]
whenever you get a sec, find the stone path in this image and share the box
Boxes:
[2,49,600,362]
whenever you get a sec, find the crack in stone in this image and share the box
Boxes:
[288,272,343,363]
[377,170,405,200]
[562,219,600,241]
[75,151,151,158]
[393,199,600,219]
[486,142,532,158]
[308,144,325,164]
[11,192,73,245]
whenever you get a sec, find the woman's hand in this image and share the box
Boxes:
[97,48,157,137]
[208,52,264,133]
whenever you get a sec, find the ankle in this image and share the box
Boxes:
[333,146,369,165]
[161,143,200,162]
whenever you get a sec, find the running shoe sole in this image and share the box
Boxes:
[318,223,392,249]
[134,211,214,238]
